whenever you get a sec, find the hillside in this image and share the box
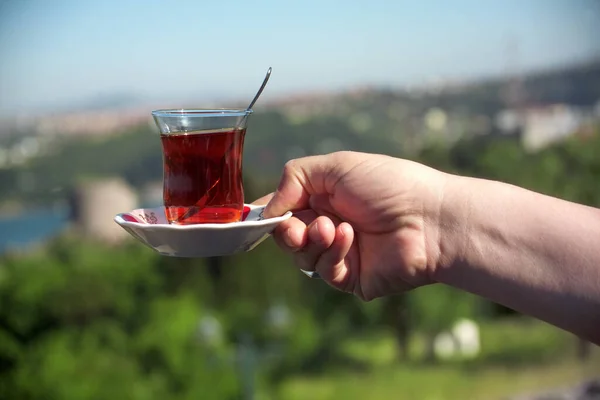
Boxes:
[0,59,599,208]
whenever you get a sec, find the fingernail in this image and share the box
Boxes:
[263,205,273,219]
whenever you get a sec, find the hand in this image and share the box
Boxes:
[253,151,450,301]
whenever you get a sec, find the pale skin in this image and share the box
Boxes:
[253,151,600,345]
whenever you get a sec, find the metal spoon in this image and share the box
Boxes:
[247,67,272,111]
[235,67,272,129]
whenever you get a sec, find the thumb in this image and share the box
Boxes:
[264,154,335,219]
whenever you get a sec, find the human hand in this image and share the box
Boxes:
[253,151,451,301]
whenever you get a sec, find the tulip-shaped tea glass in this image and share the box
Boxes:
[152,109,252,225]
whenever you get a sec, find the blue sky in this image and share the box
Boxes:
[0,0,598,115]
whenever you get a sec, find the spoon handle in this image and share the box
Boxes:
[247,67,272,111]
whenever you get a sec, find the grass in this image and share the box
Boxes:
[272,318,600,400]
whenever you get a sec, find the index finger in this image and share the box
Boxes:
[263,154,336,219]
[251,192,274,206]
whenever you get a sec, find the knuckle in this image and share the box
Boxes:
[330,150,355,162]
[282,159,299,176]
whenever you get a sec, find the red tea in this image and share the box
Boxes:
[161,128,246,224]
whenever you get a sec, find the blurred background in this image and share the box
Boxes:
[1,1,599,399]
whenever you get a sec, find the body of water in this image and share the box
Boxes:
[0,207,69,253]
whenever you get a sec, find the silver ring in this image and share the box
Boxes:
[301,270,321,279]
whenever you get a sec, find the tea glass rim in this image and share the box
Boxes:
[151,108,253,118]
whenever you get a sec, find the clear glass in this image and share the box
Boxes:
[151,109,252,225]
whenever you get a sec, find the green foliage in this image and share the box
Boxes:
[406,285,481,333]
[8,324,168,400]
[276,324,594,400]
[0,234,365,398]
[475,318,570,365]
[2,99,599,397]
[418,128,600,208]
[0,237,240,399]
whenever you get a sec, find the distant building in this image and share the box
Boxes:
[496,104,589,151]
[69,178,138,243]
[521,105,585,151]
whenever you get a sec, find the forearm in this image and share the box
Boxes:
[435,175,600,344]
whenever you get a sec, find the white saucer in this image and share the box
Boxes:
[114,204,292,258]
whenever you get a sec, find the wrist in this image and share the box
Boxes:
[427,173,473,284]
